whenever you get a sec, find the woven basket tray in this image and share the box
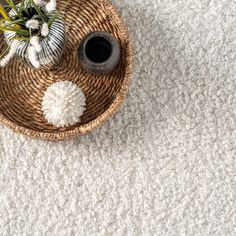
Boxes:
[0,0,133,141]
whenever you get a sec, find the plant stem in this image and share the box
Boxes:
[0,25,29,36]
[0,4,10,20]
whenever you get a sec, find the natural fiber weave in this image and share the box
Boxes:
[0,0,133,141]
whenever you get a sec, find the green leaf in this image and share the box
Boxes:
[0,25,30,36]
[0,18,6,24]
[47,11,59,27]
[3,19,24,27]
[18,0,26,15]
[29,0,47,22]
[5,0,24,20]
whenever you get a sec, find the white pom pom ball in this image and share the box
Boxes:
[42,81,86,127]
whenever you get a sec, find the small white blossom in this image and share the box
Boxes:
[28,46,40,68]
[30,36,41,52]
[46,0,57,12]
[0,40,21,67]
[33,0,42,5]
[25,19,39,29]
[41,23,49,37]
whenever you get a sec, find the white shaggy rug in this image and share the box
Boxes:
[0,0,236,235]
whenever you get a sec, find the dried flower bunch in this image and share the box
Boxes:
[0,0,59,67]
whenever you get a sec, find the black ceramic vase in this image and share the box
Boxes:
[78,32,121,75]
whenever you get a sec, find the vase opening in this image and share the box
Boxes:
[85,36,112,63]
[22,7,40,18]
[15,7,42,34]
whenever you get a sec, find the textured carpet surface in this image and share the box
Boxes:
[0,0,236,235]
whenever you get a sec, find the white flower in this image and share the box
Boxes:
[28,46,40,68]
[30,36,41,52]
[0,40,21,67]
[25,19,39,29]
[42,81,86,127]
[46,0,57,12]
[33,0,42,5]
[41,23,49,37]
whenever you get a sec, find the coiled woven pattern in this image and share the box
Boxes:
[0,0,133,141]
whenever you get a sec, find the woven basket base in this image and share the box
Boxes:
[0,0,133,141]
